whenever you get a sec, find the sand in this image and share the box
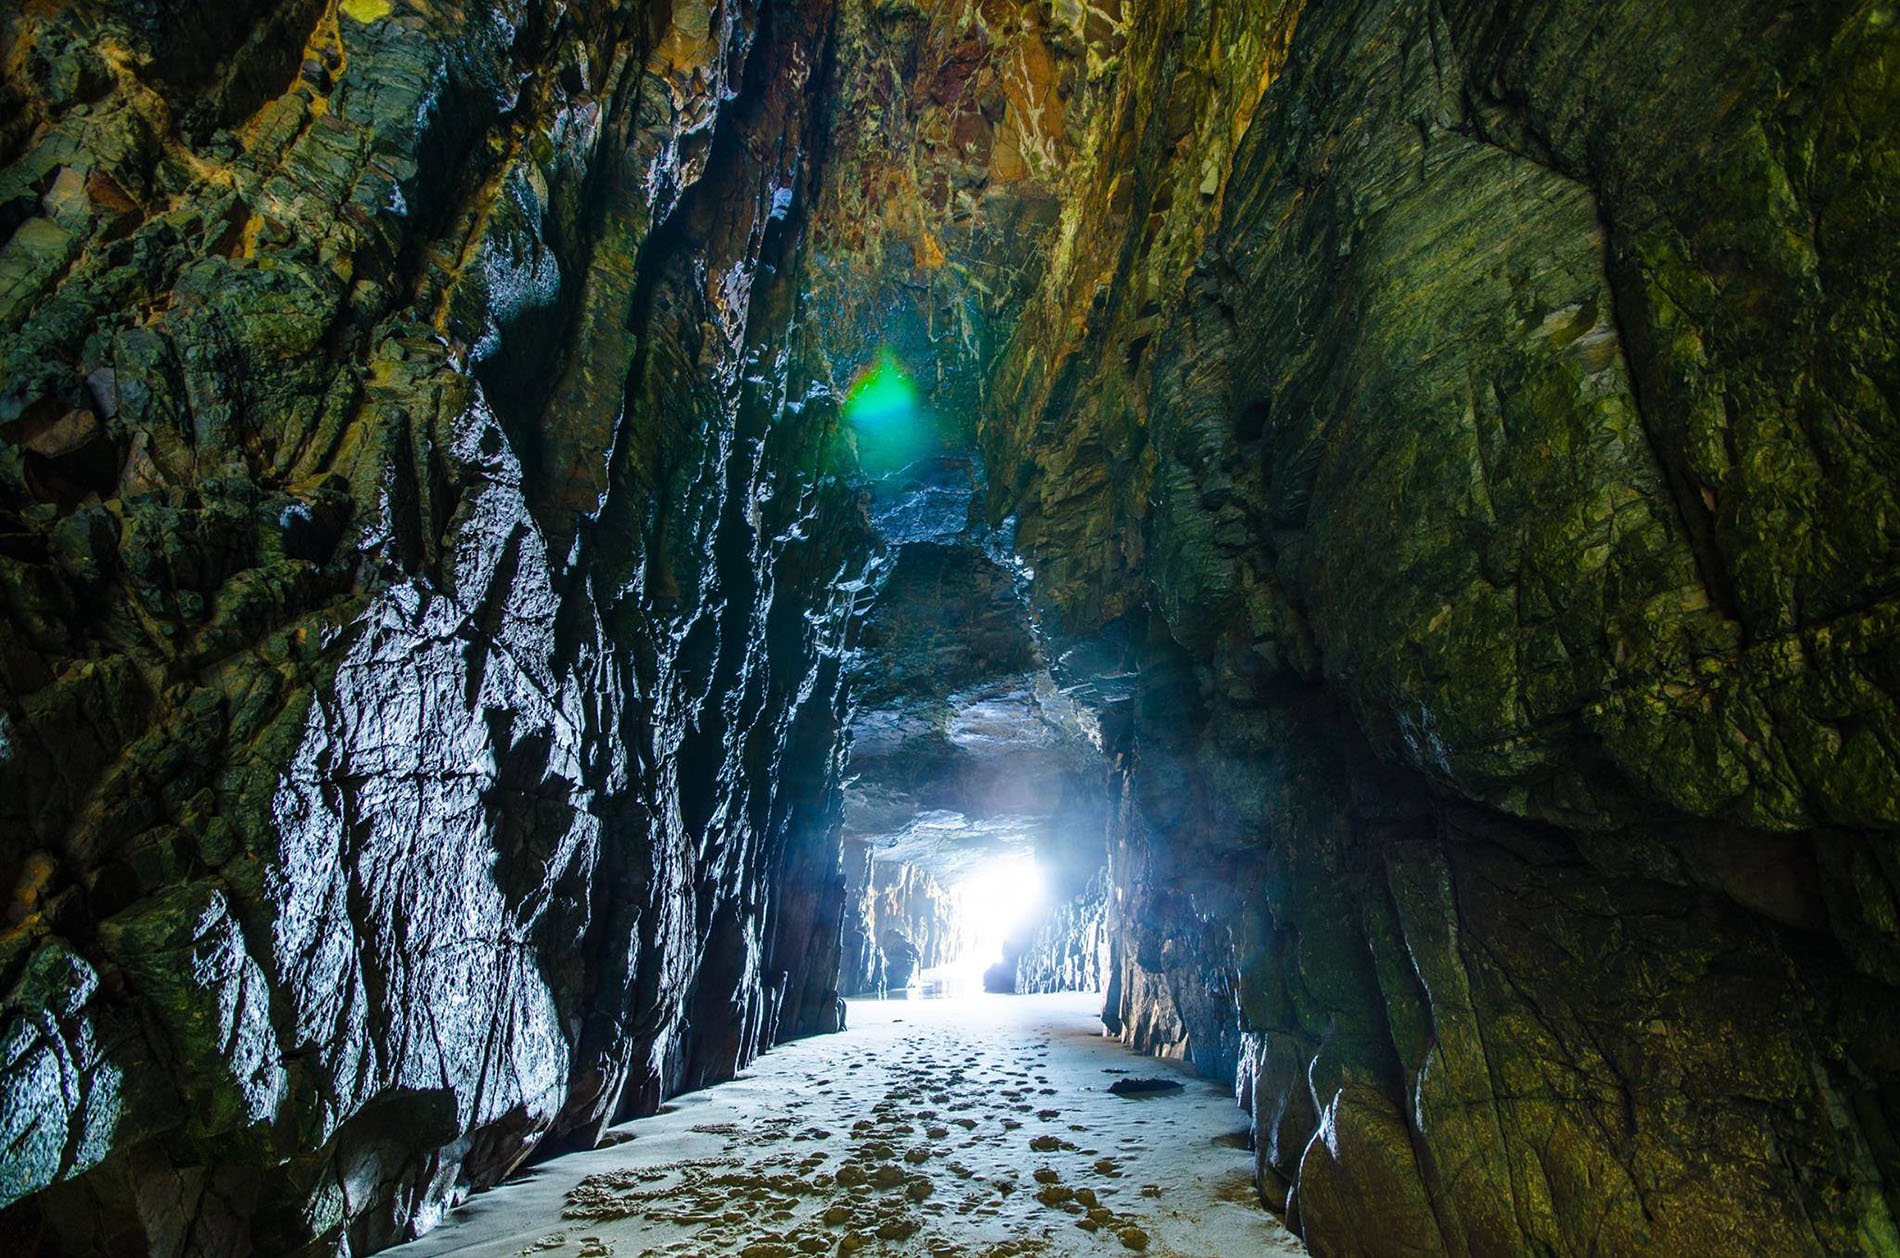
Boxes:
[387,991,1307,1258]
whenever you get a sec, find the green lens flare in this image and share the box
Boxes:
[845,352,916,430]
[843,351,929,472]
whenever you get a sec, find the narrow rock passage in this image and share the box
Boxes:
[391,994,1304,1258]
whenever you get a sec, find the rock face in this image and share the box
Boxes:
[4,0,1900,1255]
[801,0,1112,1000]
[0,0,875,1252]
[837,840,959,994]
[831,532,1108,994]
[1014,870,1107,996]
[977,0,1900,1253]
[837,534,1105,954]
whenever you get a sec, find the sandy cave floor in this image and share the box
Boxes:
[388,991,1307,1258]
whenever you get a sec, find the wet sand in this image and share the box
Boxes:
[388,992,1306,1258]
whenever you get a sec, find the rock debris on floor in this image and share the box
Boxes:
[390,993,1305,1258]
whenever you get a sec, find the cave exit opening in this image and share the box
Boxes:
[929,849,1049,990]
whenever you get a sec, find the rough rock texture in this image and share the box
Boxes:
[802,0,1112,989]
[5,0,1900,1255]
[978,0,1900,1253]
[837,844,958,993]
[844,541,1096,846]
[1014,870,1107,995]
[0,0,877,1252]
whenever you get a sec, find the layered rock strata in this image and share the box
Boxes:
[837,846,958,993]
[0,0,876,1252]
[3,0,1899,1255]
[980,0,1900,1252]
[1013,871,1107,995]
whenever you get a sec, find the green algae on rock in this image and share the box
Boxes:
[3,0,1899,1254]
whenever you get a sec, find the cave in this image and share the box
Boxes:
[2,0,1898,1255]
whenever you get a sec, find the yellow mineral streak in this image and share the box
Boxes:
[339,0,393,23]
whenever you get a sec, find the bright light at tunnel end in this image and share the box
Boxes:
[950,851,1046,978]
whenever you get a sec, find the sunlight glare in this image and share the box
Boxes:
[952,851,1046,973]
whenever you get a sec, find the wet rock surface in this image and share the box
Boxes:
[1105,1079,1180,1099]
[0,0,874,1251]
[4,0,1899,1253]
[975,0,1900,1253]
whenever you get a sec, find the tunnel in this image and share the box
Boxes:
[1,0,1898,1255]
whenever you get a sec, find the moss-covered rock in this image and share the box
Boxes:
[0,0,875,1251]
[974,0,1900,1252]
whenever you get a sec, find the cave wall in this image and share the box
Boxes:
[0,0,879,1252]
[1013,869,1107,995]
[3,0,1898,1254]
[979,0,1900,1253]
[837,844,960,994]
